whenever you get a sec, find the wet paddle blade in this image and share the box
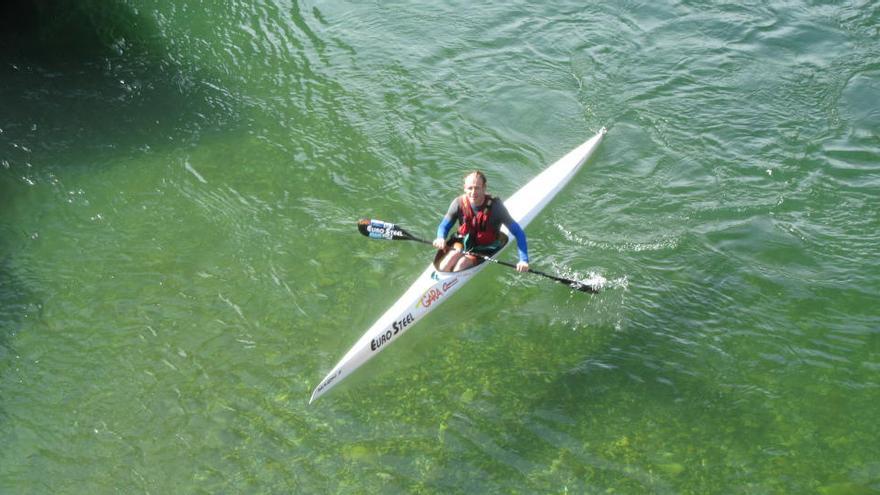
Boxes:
[357,218,426,243]
[569,281,598,293]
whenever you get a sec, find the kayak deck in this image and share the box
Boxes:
[309,258,490,403]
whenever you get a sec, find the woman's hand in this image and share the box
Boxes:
[516,261,530,272]
[433,237,446,250]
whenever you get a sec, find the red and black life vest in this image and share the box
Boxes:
[457,194,497,246]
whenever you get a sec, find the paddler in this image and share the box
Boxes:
[433,170,530,272]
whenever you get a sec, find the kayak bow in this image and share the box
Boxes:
[310,127,606,403]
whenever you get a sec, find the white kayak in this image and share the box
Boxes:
[309,127,607,403]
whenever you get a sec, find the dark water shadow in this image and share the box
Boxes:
[1,1,234,158]
[0,1,232,420]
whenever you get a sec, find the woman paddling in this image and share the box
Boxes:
[432,170,530,273]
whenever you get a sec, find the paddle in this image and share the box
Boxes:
[357,218,598,293]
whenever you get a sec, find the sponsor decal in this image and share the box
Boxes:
[418,288,443,308]
[370,313,415,351]
[315,368,342,394]
[367,221,403,240]
[442,279,458,292]
[417,278,460,309]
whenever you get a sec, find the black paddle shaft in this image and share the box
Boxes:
[357,218,597,293]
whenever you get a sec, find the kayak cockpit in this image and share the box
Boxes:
[432,233,508,273]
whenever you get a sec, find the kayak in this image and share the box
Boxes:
[309,127,607,403]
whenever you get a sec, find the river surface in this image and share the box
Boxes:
[2,1,879,493]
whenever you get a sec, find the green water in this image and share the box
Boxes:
[2,1,879,493]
